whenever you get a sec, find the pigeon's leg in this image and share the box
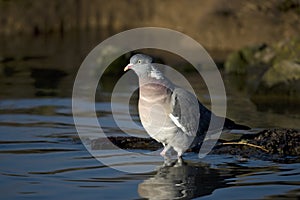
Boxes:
[175,156,183,167]
[177,151,182,158]
[160,143,171,157]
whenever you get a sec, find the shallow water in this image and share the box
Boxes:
[1,97,299,199]
[0,32,299,199]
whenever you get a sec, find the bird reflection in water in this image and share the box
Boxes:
[138,160,226,199]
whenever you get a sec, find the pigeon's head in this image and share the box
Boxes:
[130,54,153,66]
[124,54,164,80]
[124,54,153,75]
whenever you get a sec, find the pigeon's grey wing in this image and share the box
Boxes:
[170,87,200,137]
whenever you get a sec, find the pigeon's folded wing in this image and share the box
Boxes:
[170,87,200,137]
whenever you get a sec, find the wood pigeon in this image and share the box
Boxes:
[124,54,250,158]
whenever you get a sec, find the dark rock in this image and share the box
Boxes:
[90,129,300,163]
[212,128,300,163]
[252,129,300,156]
[91,136,162,151]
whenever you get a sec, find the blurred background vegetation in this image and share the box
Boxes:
[1,0,300,49]
[0,0,299,102]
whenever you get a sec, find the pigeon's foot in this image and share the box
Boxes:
[163,157,173,167]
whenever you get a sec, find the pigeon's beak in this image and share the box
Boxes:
[124,64,133,71]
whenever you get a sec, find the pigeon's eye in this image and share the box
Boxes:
[138,60,142,64]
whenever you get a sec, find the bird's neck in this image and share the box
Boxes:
[138,74,173,89]
[138,66,166,84]
[148,66,164,80]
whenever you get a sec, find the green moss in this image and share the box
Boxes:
[224,44,267,74]
[272,38,300,64]
[225,37,300,99]
[224,51,248,74]
[262,60,300,87]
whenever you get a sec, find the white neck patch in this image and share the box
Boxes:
[149,66,163,80]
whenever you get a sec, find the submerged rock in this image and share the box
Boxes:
[213,129,300,163]
[252,129,300,156]
[91,136,162,150]
[91,128,300,163]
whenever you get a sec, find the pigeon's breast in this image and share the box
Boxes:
[138,83,177,142]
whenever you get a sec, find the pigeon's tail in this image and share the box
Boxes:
[223,118,250,130]
[198,102,250,133]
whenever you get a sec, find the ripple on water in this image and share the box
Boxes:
[0,98,299,199]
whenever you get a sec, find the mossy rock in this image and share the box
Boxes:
[225,37,300,75]
[224,51,248,74]
[255,60,300,97]
[224,44,268,74]
[225,37,300,100]
[272,38,300,64]
[262,60,300,87]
